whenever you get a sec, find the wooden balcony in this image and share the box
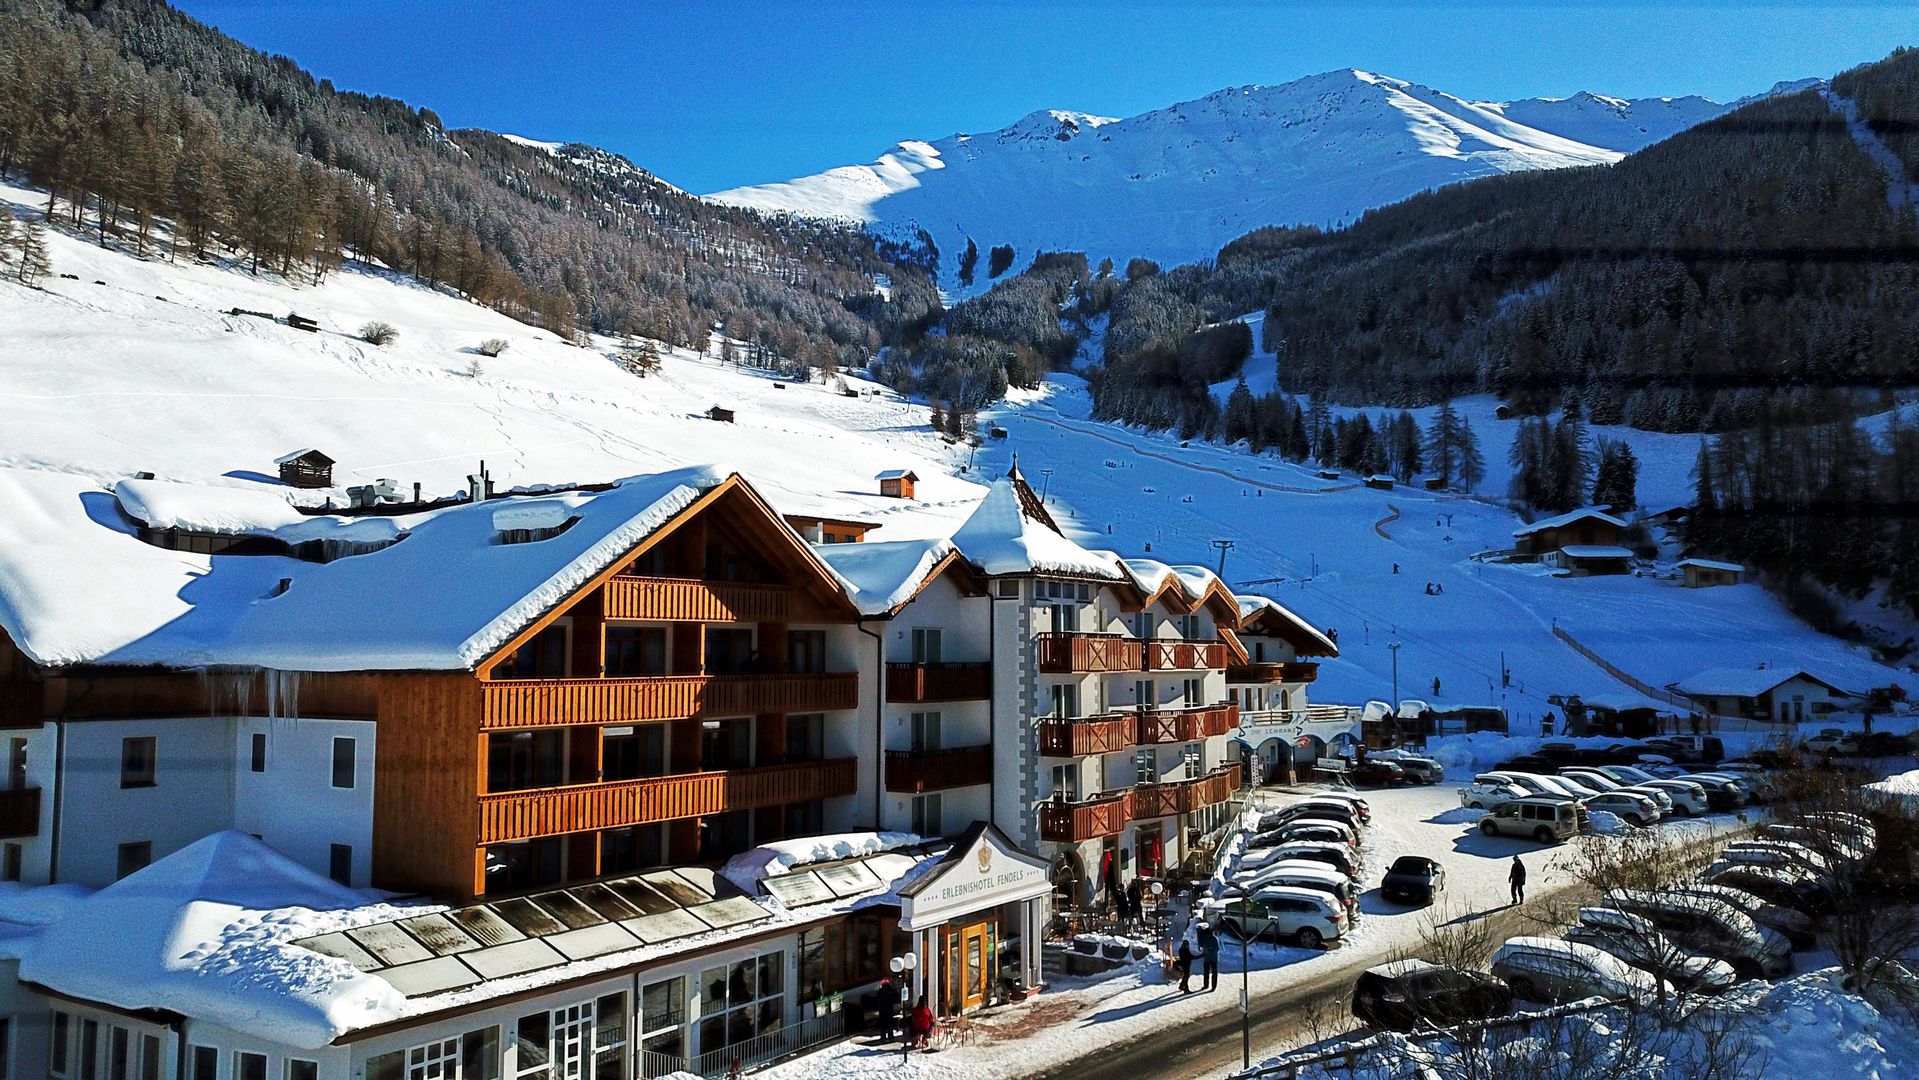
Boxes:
[603,576,791,622]
[1037,714,1136,757]
[1036,633,1144,674]
[1132,763,1243,820]
[1039,790,1132,843]
[0,788,39,839]
[480,673,858,729]
[884,745,992,793]
[1134,703,1240,744]
[1225,661,1320,684]
[1143,640,1229,671]
[885,662,991,703]
[477,758,857,843]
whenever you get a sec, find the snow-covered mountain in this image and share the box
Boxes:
[708,68,1734,286]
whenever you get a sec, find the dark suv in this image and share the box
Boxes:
[1352,959,1512,1031]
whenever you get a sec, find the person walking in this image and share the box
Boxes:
[1509,856,1527,906]
[1197,921,1221,991]
[1125,878,1144,931]
[874,976,901,1042]
[1176,939,1195,993]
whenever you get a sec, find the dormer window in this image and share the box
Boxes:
[493,502,578,545]
[499,521,576,545]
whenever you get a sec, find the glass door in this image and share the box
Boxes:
[553,1004,592,1080]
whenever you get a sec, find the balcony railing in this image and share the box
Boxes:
[884,745,992,793]
[1035,633,1144,674]
[1037,714,1137,757]
[1135,703,1240,744]
[1225,661,1320,684]
[1039,790,1132,843]
[481,672,858,729]
[1133,763,1243,819]
[884,661,992,703]
[0,788,39,839]
[604,576,790,622]
[1143,640,1229,671]
[477,758,857,843]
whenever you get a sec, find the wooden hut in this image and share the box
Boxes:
[274,448,335,488]
[706,405,735,423]
[876,469,919,499]
[1678,558,1745,588]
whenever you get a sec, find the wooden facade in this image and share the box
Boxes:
[478,758,858,844]
[884,662,992,703]
[1038,763,1241,842]
[1225,661,1320,684]
[1035,633,1144,674]
[1037,715,1136,757]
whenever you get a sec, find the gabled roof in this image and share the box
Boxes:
[814,538,985,616]
[1678,558,1744,573]
[875,469,919,482]
[1513,508,1628,538]
[273,448,334,466]
[1672,667,1858,700]
[1236,595,1338,657]
[949,477,1122,580]
[1118,559,1239,622]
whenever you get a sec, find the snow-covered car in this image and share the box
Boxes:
[1214,885,1350,948]
[1721,840,1834,881]
[1638,779,1710,816]
[1461,778,1528,809]
[1230,861,1359,917]
[1603,889,1793,979]
[1668,882,1817,949]
[1558,767,1624,792]
[1491,936,1669,1003]
[1586,791,1661,827]
[1594,764,1665,786]
[1566,907,1737,994]
[1700,861,1832,916]
[1619,784,1676,815]
[1306,792,1373,825]
[1534,773,1606,800]
[1481,771,1572,800]
[1634,759,1689,780]
[1759,824,1868,865]
[1800,812,1876,853]
[1246,819,1358,853]
[1238,840,1360,880]
[1260,800,1366,834]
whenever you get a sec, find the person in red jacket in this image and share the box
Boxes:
[905,995,935,1056]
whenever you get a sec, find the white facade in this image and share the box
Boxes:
[873,573,993,836]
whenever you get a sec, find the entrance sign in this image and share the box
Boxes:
[899,822,1052,931]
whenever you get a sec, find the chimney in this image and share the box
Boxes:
[413,481,422,503]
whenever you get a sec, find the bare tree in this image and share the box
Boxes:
[477,338,509,357]
[360,320,398,346]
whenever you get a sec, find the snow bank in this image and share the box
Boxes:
[17,832,417,1049]
[115,479,306,533]
[1865,766,1919,808]
[720,832,922,893]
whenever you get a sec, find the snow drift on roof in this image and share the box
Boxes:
[1678,558,1745,573]
[719,831,922,894]
[0,464,730,670]
[1512,507,1628,537]
[949,478,1123,579]
[814,538,957,615]
[1236,594,1338,655]
[1672,666,1854,699]
[1559,545,1634,559]
[116,479,307,533]
[17,832,403,1050]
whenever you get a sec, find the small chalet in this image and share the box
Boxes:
[1672,666,1857,723]
[1679,558,1745,588]
[273,447,334,488]
[1316,468,1340,481]
[1549,545,1634,576]
[876,469,919,499]
[706,405,736,423]
[1564,693,1661,738]
[783,514,881,544]
[1512,507,1627,557]
[1364,474,1395,491]
[1415,473,1446,491]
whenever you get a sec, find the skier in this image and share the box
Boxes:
[1509,856,1527,906]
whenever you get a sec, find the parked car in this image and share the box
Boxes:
[1308,792,1373,825]
[1259,801,1365,835]
[1491,936,1669,1003]
[1686,771,1765,804]
[1389,756,1445,785]
[1492,755,1559,775]
[1481,771,1566,799]
[1567,907,1738,993]
[1619,784,1676,815]
[1700,861,1832,916]
[1214,885,1350,948]
[1637,779,1711,817]
[1462,777,1529,810]
[1759,824,1868,866]
[1673,775,1743,812]
[1647,735,1725,764]
[1801,812,1876,854]
[1479,798,1582,844]
[1558,767,1625,792]
[1669,882,1817,950]
[1233,861,1359,918]
[1603,889,1793,979]
[1533,773,1606,800]
[1239,840,1360,880]
[1721,841,1835,881]
[1583,743,1654,766]
[1537,741,1584,765]
[1587,791,1661,827]
[1800,731,1862,756]
[1380,856,1447,905]
[1349,760,1408,787]
[1247,820,1358,853]
[1351,959,1513,1031]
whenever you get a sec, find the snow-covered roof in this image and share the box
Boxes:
[1672,666,1856,700]
[874,469,918,481]
[1678,558,1745,573]
[719,831,924,894]
[15,833,406,1049]
[949,477,1123,580]
[273,448,333,466]
[1117,559,1233,613]
[813,538,966,616]
[116,478,308,533]
[1559,545,1634,559]
[0,464,735,670]
[1236,594,1338,656]
[1575,691,1669,713]
[1513,507,1628,537]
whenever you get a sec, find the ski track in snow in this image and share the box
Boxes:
[1823,86,1919,214]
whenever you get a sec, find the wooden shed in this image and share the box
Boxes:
[1679,558,1745,588]
[1512,508,1627,557]
[1364,474,1395,491]
[274,448,335,488]
[876,469,919,499]
[706,405,735,423]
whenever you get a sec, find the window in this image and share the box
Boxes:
[1183,678,1203,707]
[486,730,565,792]
[1048,683,1079,718]
[116,841,151,880]
[368,1028,497,1080]
[703,628,754,675]
[501,624,568,679]
[1183,742,1204,779]
[331,737,356,789]
[602,726,666,781]
[697,810,751,863]
[911,793,942,837]
[910,711,941,753]
[1179,615,1201,640]
[79,1020,98,1080]
[1134,679,1157,709]
[109,1028,127,1080]
[600,824,663,875]
[698,955,786,1060]
[460,1029,499,1080]
[329,844,353,886]
[1049,602,1080,633]
[483,837,564,893]
[592,993,627,1080]
[2,844,18,882]
[910,627,942,664]
[639,977,687,1059]
[140,1037,158,1080]
[286,1063,317,1080]
[997,578,1020,598]
[512,1014,549,1080]
[248,732,267,773]
[0,1018,10,1080]
[1134,750,1159,785]
[51,1013,70,1078]
[1130,612,1153,639]
[120,737,156,788]
[6,738,25,789]
[784,714,823,764]
[1050,763,1079,802]
[699,718,752,770]
[234,1054,265,1080]
[787,630,827,674]
[605,626,667,677]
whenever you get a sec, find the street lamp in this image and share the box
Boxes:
[1387,641,1404,711]
[1219,886,1252,1070]
[889,950,919,1003]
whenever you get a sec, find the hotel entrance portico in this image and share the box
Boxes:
[896,822,1052,1016]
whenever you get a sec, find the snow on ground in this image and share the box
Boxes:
[985,377,1915,730]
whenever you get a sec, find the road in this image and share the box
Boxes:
[1025,884,1587,1080]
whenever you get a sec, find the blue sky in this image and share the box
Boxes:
[178,1,1919,193]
